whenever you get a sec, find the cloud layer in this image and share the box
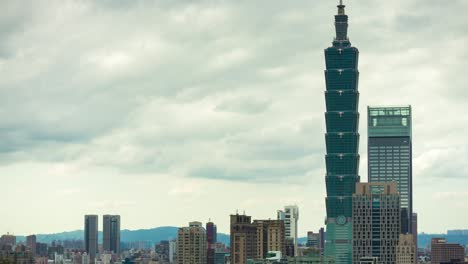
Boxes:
[1,0,467,235]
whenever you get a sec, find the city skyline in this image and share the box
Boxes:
[1,0,468,237]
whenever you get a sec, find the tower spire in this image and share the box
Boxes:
[338,0,345,15]
[334,0,349,43]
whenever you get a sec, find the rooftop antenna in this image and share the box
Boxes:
[338,0,345,15]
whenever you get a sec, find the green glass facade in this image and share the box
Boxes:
[323,3,360,264]
[367,106,413,234]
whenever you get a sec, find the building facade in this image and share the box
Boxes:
[35,243,48,257]
[26,235,36,256]
[307,232,320,248]
[85,215,98,263]
[431,238,465,264]
[169,240,177,263]
[0,233,16,248]
[323,2,360,264]
[177,222,207,264]
[368,106,413,234]
[253,220,286,258]
[396,234,416,264]
[352,182,401,264]
[231,214,258,264]
[278,205,299,256]
[319,228,325,255]
[103,215,121,254]
[412,213,418,263]
[207,221,217,264]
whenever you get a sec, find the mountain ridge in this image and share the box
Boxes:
[15,228,468,249]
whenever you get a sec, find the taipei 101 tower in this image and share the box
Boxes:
[323,1,360,263]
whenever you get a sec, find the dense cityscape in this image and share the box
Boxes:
[1,1,467,264]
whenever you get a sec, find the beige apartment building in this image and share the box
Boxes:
[230,214,286,264]
[177,222,207,264]
[396,234,416,264]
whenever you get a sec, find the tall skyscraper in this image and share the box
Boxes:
[84,215,98,263]
[352,182,401,264]
[177,222,207,264]
[277,205,299,256]
[206,221,217,264]
[368,106,413,234]
[323,1,360,263]
[103,215,121,254]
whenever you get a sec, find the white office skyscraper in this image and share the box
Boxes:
[277,205,299,256]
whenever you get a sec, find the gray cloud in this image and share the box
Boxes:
[0,0,467,234]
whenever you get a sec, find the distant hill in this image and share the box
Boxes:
[16,228,468,249]
[16,227,230,245]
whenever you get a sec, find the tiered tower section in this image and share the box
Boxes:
[323,2,360,264]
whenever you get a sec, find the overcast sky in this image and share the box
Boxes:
[1,0,467,236]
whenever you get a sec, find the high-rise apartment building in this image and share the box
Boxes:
[84,215,98,263]
[26,235,36,256]
[396,234,416,264]
[352,182,401,264]
[277,205,299,256]
[103,215,120,254]
[253,220,286,258]
[431,238,465,264]
[323,2,361,264]
[230,214,258,264]
[177,222,207,264]
[368,106,413,234]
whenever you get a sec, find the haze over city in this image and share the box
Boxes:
[1,0,467,238]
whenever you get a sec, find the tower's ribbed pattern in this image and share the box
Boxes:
[323,2,360,264]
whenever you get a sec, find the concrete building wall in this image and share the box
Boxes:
[396,234,416,264]
[353,182,401,264]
